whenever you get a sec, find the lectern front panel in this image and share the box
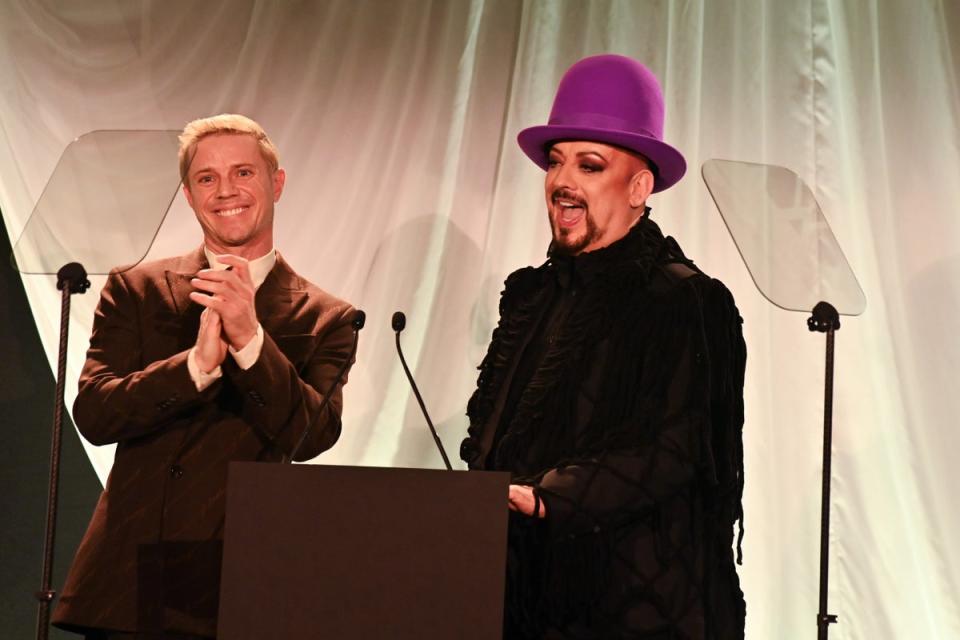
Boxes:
[219,463,509,639]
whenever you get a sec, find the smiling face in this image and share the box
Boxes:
[545,141,654,255]
[182,132,286,259]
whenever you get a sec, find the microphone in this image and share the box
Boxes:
[352,309,367,331]
[392,311,452,470]
[285,308,365,463]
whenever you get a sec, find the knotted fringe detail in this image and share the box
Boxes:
[464,217,747,636]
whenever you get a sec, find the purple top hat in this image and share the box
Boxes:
[517,54,686,193]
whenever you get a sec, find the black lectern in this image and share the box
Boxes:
[218,462,510,639]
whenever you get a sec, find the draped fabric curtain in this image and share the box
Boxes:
[1,1,957,637]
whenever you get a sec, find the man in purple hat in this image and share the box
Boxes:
[461,55,746,638]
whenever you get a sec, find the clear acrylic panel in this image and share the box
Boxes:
[702,159,866,316]
[12,130,181,275]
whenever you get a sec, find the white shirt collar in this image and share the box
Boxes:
[202,246,277,290]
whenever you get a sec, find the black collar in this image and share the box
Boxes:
[547,214,665,289]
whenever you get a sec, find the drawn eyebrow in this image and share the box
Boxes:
[574,150,607,161]
[548,147,608,162]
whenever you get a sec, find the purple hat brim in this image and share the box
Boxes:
[516,125,687,193]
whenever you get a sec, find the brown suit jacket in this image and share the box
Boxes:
[52,248,356,637]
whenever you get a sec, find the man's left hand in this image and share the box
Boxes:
[509,484,546,518]
[189,255,258,351]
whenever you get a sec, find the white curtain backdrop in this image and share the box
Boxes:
[1,1,958,637]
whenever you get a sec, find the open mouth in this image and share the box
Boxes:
[554,198,585,227]
[214,206,247,218]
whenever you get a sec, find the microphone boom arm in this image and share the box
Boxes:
[392,313,453,471]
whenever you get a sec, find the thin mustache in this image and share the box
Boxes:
[551,190,585,206]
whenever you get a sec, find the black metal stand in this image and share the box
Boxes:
[807,301,840,640]
[392,313,452,471]
[35,263,89,640]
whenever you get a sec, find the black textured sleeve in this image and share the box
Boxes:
[535,277,745,539]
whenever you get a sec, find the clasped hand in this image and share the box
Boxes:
[189,255,258,372]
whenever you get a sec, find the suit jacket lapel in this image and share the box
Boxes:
[164,247,207,315]
[163,248,307,340]
[255,251,308,337]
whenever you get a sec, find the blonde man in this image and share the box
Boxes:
[53,115,357,639]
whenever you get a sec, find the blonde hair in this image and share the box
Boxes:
[178,114,280,181]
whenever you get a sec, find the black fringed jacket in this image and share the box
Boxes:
[461,217,746,639]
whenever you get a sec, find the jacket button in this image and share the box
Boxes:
[169,464,184,479]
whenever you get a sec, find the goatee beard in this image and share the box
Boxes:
[552,212,599,256]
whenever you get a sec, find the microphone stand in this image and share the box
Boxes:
[35,262,89,640]
[392,312,452,470]
[807,301,840,639]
